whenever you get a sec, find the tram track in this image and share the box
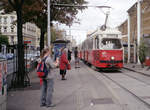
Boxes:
[82,63,150,109]
[100,72,150,109]
[123,67,150,77]
[121,69,150,86]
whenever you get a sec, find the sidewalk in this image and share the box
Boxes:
[7,60,122,110]
[123,63,150,76]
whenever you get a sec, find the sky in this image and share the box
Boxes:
[59,0,138,45]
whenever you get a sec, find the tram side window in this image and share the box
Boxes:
[101,38,122,49]
[95,37,99,49]
[97,37,99,49]
[95,38,97,49]
[87,39,92,49]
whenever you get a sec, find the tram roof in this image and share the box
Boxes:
[88,28,121,37]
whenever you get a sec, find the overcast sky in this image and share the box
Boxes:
[59,0,138,45]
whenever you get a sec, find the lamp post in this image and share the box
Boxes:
[128,13,130,63]
[47,0,51,47]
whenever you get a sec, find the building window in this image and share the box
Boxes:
[11,36,14,44]
[0,17,2,24]
[4,17,7,24]
[10,16,15,23]
[4,26,7,33]
[0,26,2,33]
[11,27,14,32]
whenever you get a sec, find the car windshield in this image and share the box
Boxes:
[101,38,122,49]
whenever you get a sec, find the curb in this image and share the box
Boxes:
[123,67,150,77]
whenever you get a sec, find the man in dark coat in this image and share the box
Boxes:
[67,49,72,62]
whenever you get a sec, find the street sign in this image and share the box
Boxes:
[24,41,31,44]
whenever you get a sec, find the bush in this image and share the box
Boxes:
[139,38,146,67]
[0,34,9,52]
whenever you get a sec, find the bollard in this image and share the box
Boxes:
[0,59,7,110]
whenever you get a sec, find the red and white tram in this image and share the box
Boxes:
[79,28,123,69]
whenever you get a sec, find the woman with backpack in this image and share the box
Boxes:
[39,47,58,107]
[59,47,70,80]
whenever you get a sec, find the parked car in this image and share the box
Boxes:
[0,53,15,60]
[0,53,7,59]
[6,53,14,60]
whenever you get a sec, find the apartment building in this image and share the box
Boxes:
[0,11,40,49]
[118,0,150,64]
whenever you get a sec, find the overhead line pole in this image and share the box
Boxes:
[47,0,51,47]
[137,0,141,64]
[128,14,131,63]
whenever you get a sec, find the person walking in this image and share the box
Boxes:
[59,47,69,80]
[67,49,72,62]
[39,47,58,107]
[74,47,79,68]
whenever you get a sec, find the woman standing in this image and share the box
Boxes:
[59,48,69,80]
[40,47,58,107]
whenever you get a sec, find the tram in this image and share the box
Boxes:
[79,28,123,69]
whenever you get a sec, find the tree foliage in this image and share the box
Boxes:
[21,0,87,50]
[0,34,9,46]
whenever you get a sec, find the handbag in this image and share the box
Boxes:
[67,63,71,70]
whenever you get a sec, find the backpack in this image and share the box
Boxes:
[37,57,48,78]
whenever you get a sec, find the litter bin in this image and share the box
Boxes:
[0,59,7,110]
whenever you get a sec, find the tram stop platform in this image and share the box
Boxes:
[7,60,128,110]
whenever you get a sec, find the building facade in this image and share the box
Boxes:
[118,0,150,64]
[0,11,40,50]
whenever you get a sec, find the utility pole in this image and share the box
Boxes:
[47,0,51,47]
[128,14,131,63]
[137,0,141,64]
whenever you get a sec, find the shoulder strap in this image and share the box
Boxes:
[42,56,48,62]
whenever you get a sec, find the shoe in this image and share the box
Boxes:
[62,78,66,80]
[40,103,46,107]
[46,104,56,107]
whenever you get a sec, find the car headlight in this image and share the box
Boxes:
[111,56,115,60]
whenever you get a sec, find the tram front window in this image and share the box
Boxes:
[101,38,122,49]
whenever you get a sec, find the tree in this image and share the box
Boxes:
[22,0,87,51]
[0,0,87,87]
[0,0,36,87]
[139,38,146,68]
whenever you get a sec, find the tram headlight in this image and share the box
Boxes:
[111,56,115,60]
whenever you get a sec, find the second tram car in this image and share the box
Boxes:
[79,28,123,69]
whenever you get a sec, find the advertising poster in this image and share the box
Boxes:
[0,62,2,96]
